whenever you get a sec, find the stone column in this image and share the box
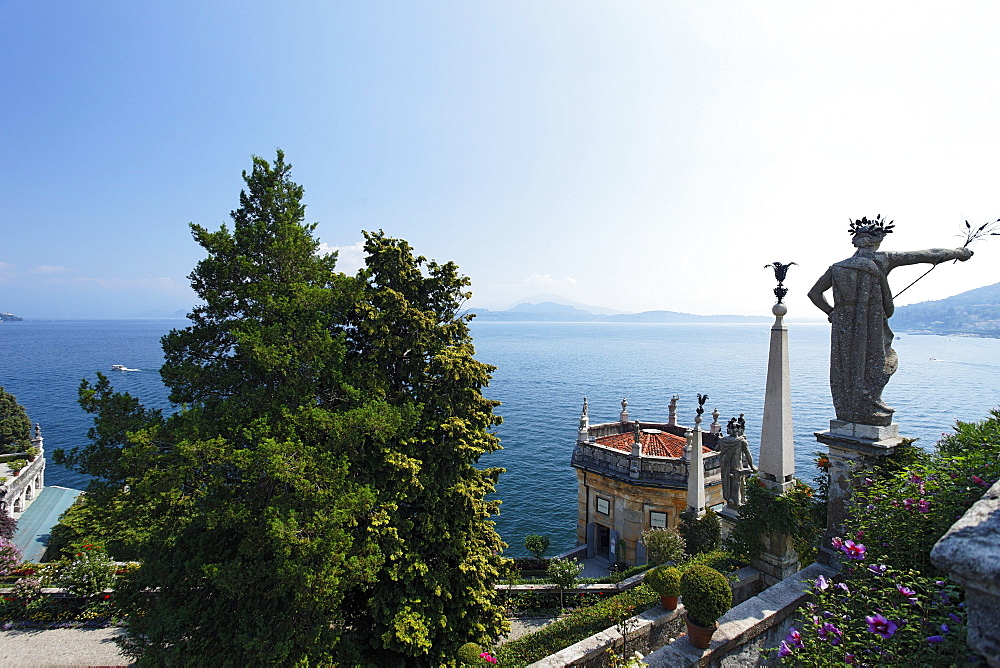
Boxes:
[758,303,795,492]
[685,415,706,516]
[815,421,903,563]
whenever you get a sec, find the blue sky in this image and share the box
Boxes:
[3,2,1000,318]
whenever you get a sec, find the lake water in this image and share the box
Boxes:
[1,318,998,557]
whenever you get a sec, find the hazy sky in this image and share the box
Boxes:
[3,2,1000,318]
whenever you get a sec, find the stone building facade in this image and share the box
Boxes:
[0,424,45,518]
[571,401,722,566]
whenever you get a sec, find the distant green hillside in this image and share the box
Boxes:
[891,282,1000,337]
[471,301,769,323]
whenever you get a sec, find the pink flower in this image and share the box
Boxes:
[897,585,918,604]
[866,613,898,639]
[480,651,497,664]
[830,536,844,548]
[972,475,988,487]
[786,627,804,649]
[840,540,866,560]
[815,575,830,591]
[917,499,931,513]
[819,622,843,645]
[778,640,794,657]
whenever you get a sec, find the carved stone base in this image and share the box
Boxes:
[751,532,800,587]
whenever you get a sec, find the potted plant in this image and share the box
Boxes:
[679,564,732,649]
[25,446,39,462]
[644,565,682,610]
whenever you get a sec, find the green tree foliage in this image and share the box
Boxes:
[58,151,506,666]
[640,527,685,565]
[678,508,721,556]
[0,386,31,455]
[524,534,550,560]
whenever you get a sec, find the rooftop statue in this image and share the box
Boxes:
[807,216,973,426]
[720,416,755,509]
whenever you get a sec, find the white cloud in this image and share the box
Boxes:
[318,241,366,275]
[30,265,71,274]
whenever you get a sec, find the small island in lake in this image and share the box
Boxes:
[0,312,23,321]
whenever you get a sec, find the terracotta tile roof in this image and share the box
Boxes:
[595,429,710,458]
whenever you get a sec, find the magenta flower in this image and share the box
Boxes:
[972,475,988,487]
[830,536,843,548]
[926,635,944,643]
[815,575,830,591]
[840,540,866,560]
[786,627,804,649]
[897,585,918,604]
[904,498,915,510]
[480,651,497,664]
[835,582,851,595]
[918,499,931,513]
[819,622,843,644]
[777,640,794,657]
[866,614,898,639]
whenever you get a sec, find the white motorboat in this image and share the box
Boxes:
[110,364,139,372]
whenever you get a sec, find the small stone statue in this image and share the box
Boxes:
[34,423,41,438]
[621,398,628,412]
[808,216,973,426]
[720,425,756,509]
[633,420,641,443]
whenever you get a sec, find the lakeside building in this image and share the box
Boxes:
[570,398,724,566]
[0,424,45,517]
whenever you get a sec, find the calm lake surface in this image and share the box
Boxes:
[1,318,998,557]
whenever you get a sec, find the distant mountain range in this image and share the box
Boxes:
[470,301,770,323]
[891,281,1000,337]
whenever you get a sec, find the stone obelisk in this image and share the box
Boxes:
[758,301,795,492]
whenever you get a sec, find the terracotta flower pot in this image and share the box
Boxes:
[659,595,678,611]
[684,612,718,650]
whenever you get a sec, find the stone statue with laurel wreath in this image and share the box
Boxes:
[807,216,979,426]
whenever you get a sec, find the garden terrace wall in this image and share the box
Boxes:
[525,567,766,667]
[642,562,837,667]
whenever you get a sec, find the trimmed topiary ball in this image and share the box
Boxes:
[644,565,682,597]
[679,564,732,627]
[457,642,484,665]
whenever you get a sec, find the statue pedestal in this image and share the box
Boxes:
[751,532,801,586]
[815,420,906,565]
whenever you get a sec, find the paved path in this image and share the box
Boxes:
[13,486,83,562]
[0,627,131,667]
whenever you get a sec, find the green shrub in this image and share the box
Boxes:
[495,584,657,667]
[644,565,681,597]
[457,641,484,665]
[682,549,746,575]
[679,565,731,627]
[524,534,550,560]
[641,527,685,564]
[678,509,721,556]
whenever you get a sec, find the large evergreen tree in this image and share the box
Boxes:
[0,386,31,454]
[59,151,507,665]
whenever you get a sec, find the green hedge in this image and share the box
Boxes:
[495,584,658,667]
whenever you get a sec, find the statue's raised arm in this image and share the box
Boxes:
[808,216,973,426]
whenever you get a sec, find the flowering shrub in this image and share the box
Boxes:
[0,538,22,577]
[546,557,585,609]
[57,543,116,598]
[774,557,968,664]
[775,409,1000,665]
